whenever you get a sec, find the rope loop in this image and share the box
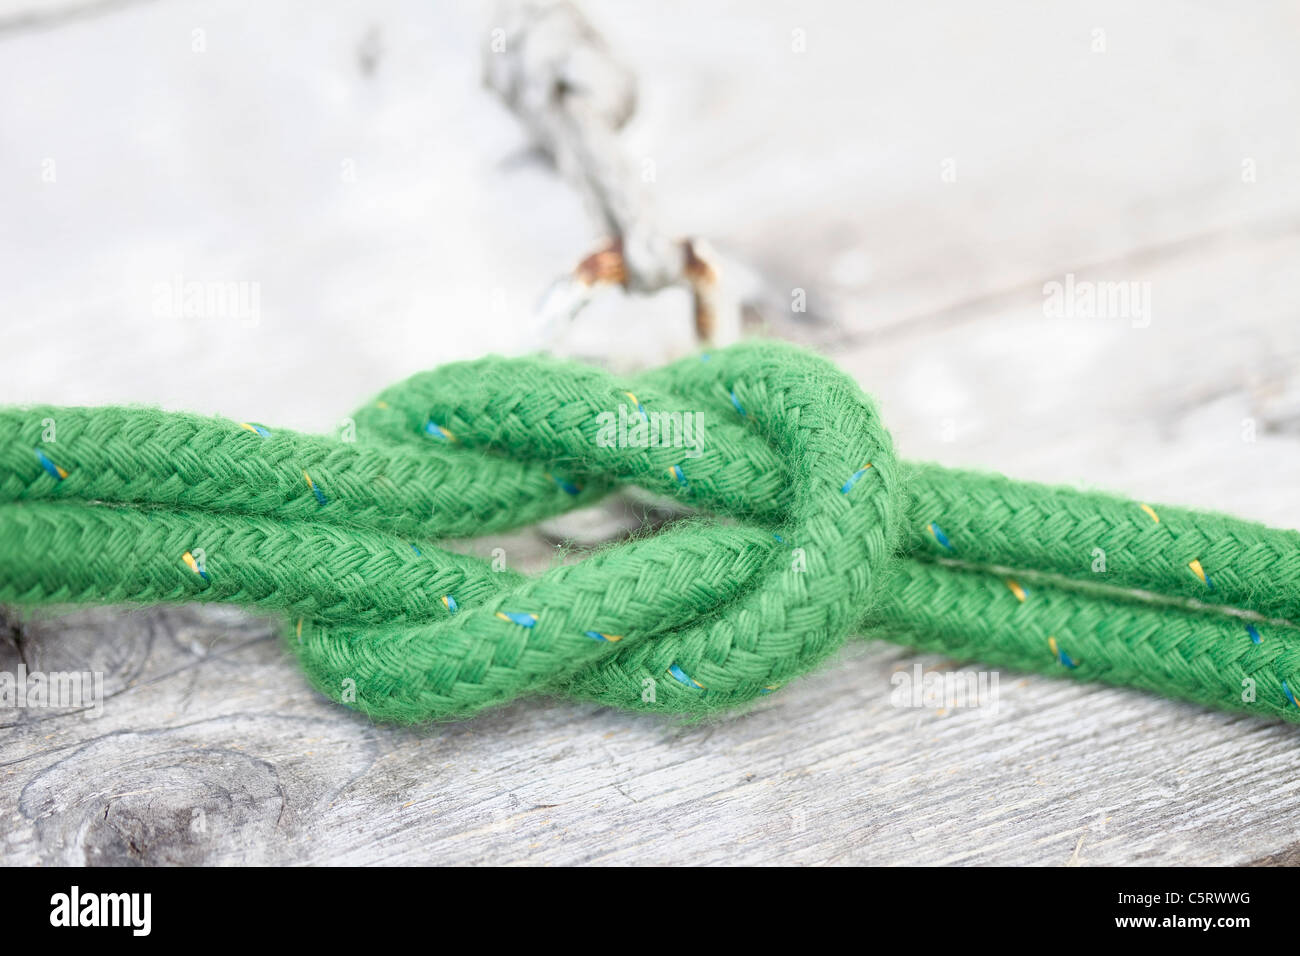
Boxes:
[304,341,903,718]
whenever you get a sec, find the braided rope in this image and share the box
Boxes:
[2,341,1298,722]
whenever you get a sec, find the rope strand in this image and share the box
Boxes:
[1,342,1296,722]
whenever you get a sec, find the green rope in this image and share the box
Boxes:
[2,341,1298,723]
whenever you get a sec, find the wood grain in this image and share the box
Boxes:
[1,0,1298,865]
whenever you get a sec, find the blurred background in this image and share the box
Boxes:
[3,0,1300,867]
[4,0,1298,530]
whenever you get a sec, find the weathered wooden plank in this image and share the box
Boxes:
[2,0,1299,867]
[6,601,1300,866]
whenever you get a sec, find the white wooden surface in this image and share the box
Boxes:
[2,0,1299,865]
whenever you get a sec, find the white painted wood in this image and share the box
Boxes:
[2,0,1299,865]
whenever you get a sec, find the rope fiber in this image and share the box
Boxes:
[3,341,1298,723]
